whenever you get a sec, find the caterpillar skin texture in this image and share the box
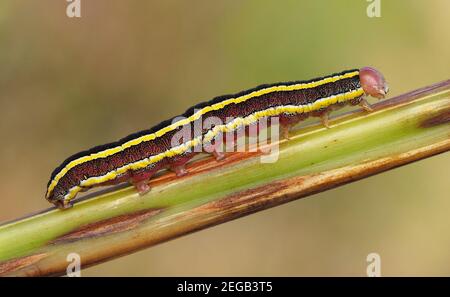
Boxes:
[46,67,388,209]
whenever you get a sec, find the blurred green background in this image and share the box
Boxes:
[0,0,449,276]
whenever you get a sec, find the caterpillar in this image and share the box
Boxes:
[46,67,388,209]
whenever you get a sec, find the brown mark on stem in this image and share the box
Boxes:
[51,208,164,244]
[420,106,450,128]
[0,253,47,275]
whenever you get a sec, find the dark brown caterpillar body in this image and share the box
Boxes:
[46,67,388,209]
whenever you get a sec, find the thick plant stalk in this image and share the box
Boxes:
[0,80,449,276]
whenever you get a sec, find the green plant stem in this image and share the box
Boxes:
[0,80,449,276]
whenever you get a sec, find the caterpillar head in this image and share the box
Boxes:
[359,67,389,99]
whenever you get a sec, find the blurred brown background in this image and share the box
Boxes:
[0,0,449,276]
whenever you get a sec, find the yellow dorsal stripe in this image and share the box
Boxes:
[61,88,364,202]
[47,70,359,198]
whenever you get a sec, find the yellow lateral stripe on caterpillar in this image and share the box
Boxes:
[47,70,359,198]
[62,88,364,202]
